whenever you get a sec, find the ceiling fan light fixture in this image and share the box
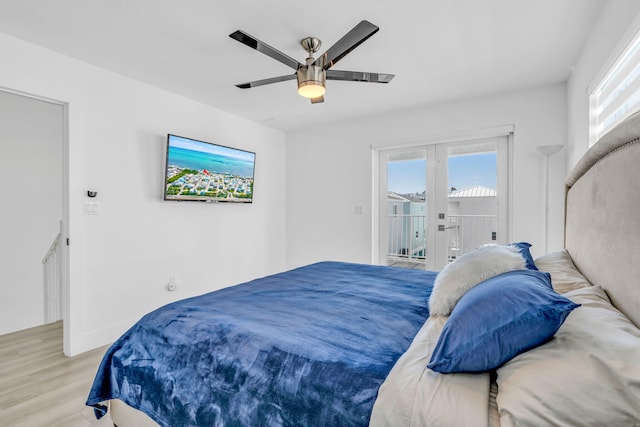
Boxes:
[297,65,326,99]
[298,81,326,98]
[231,21,394,104]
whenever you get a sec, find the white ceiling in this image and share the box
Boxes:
[0,0,605,132]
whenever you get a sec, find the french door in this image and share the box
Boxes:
[376,134,510,271]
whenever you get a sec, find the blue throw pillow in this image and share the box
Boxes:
[427,270,580,373]
[510,242,538,270]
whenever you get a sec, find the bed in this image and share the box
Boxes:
[87,112,640,426]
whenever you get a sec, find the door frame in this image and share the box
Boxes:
[1,86,70,351]
[372,125,514,269]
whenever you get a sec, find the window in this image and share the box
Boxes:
[590,29,640,146]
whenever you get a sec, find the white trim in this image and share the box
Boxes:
[371,149,380,264]
[0,85,65,106]
[501,133,513,246]
[506,133,514,245]
[433,144,447,268]
[370,124,515,151]
[61,101,71,356]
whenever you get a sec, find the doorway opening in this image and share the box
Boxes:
[0,87,69,350]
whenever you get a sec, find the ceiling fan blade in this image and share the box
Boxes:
[310,96,325,104]
[235,74,296,89]
[229,30,303,70]
[326,70,394,83]
[314,20,379,69]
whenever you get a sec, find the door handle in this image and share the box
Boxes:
[438,224,455,231]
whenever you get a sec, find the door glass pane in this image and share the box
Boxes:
[446,142,497,262]
[386,150,426,269]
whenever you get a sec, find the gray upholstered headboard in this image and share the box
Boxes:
[565,111,640,328]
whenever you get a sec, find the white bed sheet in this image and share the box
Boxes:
[370,315,491,427]
[496,285,640,426]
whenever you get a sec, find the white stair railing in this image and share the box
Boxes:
[42,225,62,323]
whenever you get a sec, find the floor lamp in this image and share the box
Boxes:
[536,144,564,253]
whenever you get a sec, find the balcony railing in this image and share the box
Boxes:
[387,214,497,266]
[444,215,497,261]
[387,214,426,264]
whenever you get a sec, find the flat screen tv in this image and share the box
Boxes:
[164,134,255,203]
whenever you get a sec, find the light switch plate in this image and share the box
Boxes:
[83,201,100,215]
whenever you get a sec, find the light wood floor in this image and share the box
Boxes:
[0,321,114,427]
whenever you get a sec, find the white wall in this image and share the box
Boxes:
[286,84,567,268]
[0,90,63,335]
[0,33,287,355]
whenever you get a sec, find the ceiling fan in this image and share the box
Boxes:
[229,20,395,104]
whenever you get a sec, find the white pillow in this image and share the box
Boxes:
[428,245,526,316]
[496,286,640,426]
[534,249,593,294]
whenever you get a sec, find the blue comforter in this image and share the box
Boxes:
[87,261,434,426]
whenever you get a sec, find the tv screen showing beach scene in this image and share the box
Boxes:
[164,134,255,203]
